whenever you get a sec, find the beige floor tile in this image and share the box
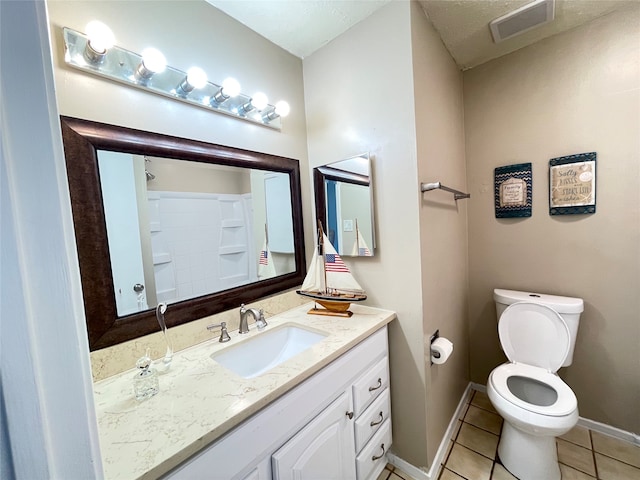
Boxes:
[491,463,517,480]
[451,419,463,441]
[559,463,596,480]
[559,424,592,449]
[439,467,465,480]
[376,468,391,480]
[457,422,500,459]
[471,390,497,414]
[591,431,640,468]
[444,440,454,464]
[389,474,406,480]
[595,452,640,480]
[458,401,470,421]
[391,466,413,480]
[446,443,493,480]
[557,438,596,476]
[464,405,503,435]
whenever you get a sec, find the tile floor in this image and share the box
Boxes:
[378,390,640,480]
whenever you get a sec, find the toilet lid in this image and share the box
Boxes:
[499,302,570,372]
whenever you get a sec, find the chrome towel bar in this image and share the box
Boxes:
[420,181,470,200]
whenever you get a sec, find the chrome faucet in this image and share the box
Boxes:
[239,304,267,334]
[207,321,231,343]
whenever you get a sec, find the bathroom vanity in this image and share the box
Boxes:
[93,303,396,480]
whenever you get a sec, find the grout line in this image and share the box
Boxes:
[590,429,600,480]
[460,418,502,438]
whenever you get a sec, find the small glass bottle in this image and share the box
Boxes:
[133,348,159,402]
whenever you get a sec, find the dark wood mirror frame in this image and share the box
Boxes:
[61,116,306,351]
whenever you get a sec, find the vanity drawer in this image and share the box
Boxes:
[352,356,389,417]
[355,419,392,480]
[354,388,390,453]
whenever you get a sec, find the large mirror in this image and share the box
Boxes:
[61,116,306,350]
[313,153,375,257]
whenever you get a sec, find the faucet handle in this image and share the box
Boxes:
[255,309,267,331]
[207,321,231,343]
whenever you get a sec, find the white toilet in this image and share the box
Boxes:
[487,289,584,480]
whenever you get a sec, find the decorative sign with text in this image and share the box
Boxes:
[494,163,532,218]
[549,152,596,215]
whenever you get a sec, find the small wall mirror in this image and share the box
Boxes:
[61,116,306,350]
[313,153,375,257]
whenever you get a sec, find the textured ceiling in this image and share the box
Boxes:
[207,0,637,69]
[419,0,637,70]
[206,0,392,59]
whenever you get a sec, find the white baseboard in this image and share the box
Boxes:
[578,416,640,446]
[387,383,475,480]
[388,382,640,478]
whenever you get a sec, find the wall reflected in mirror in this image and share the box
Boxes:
[313,153,375,257]
[98,151,294,317]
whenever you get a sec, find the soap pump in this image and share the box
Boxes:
[133,348,159,402]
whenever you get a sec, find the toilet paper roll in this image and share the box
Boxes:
[431,337,454,365]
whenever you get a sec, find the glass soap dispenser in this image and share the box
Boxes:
[133,348,159,401]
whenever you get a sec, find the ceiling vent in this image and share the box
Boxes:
[490,0,555,43]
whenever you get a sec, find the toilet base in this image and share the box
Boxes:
[498,421,561,480]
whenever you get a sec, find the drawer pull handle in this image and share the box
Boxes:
[346,411,354,419]
[370,411,384,427]
[372,443,386,461]
[368,378,382,392]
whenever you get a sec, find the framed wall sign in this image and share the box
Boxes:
[494,162,532,218]
[549,152,596,215]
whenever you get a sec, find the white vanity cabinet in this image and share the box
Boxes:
[164,326,391,480]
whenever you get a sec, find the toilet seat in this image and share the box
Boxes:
[491,363,577,416]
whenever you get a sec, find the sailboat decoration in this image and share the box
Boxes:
[351,219,372,257]
[297,221,367,317]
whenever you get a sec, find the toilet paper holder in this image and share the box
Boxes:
[430,329,440,366]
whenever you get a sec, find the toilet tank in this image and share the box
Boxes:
[493,289,584,367]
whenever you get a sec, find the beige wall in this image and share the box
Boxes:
[304,1,429,467]
[304,1,471,469]
[411,2,470,464]
[464,5,640,433]
[46,1,312,378]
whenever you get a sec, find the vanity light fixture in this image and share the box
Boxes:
[62,23,288,129]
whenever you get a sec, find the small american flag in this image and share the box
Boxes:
[325,253,349,272]
[359,247,371,256]
[259,250,268,265]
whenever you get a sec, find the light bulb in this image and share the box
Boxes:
[212,77,241,105]
[186,67,208,89]
[141,48,166,74]
[274,101,290,118]
[135,48,166,82]
[85,21,114,54]
[83,21,115,64]
[222,77,241,98]
[251,92,269,111]
[176,67,208,97]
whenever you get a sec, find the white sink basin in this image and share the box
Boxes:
[211,324,328,378]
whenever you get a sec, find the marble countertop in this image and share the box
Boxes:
[93,303,396,480]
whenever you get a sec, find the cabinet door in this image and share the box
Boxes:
[272,392,356,480]
[240,457,271,480]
